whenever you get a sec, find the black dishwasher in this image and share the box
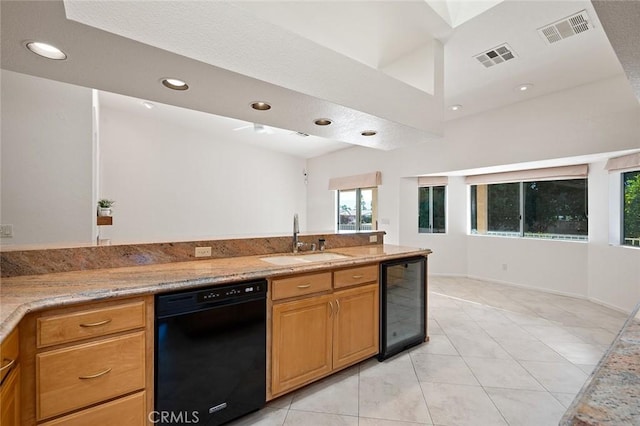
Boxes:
[155,279,267,426]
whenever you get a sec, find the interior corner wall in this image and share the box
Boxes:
[98,107,307,244]
[0,70,94,246]
[399,176,468,275]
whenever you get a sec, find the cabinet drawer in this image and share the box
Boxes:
[272,272,332,300]
[37,300,146,348]
[334,264,378,289]
[0,328,19,384]
[40,391,146,426]
[37,331,146,420]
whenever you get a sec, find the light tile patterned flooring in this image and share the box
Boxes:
[230,276,628,426]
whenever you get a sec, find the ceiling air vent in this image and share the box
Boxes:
[474,43,517,68]
[538,10,592,45]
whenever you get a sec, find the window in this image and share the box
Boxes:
[418,186,446,233]
[623,170,640,246]
[470,179,588,240]
[338,188,377,232]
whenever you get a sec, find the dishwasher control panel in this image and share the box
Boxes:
[197,281,266,303]
[157,279,267,317]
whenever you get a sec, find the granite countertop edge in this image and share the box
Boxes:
[559,301,640,425]
[0,244,431,343]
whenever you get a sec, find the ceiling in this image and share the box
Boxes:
[0,0,630,159]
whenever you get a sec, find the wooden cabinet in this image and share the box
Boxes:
[334,264,378,289]
[36,332,146,420]
[39,391,146,426]
[271,272,332,300]
[271,294,333,395]
[333,284,379,370]
[36,301,145,348]
[19,296,153,425]
[270,265,379,397]
[1,328,20,426]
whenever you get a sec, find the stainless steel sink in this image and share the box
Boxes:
[260,252,349,266]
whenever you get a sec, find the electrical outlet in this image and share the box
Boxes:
[195,247,212,257]
[502,263,508,271]
[369,235,377,243]
[0,224,13,238]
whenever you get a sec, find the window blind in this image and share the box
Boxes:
[417,176,448,187]
[465,164,588,185]
[605,152,640,172]
[328,171,381,190]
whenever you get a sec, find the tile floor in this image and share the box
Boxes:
[230,276,628,426]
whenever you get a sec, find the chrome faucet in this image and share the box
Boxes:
[293,213,300,253]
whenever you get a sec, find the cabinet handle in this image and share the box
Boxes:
[78,367,112,380]
[352,275,363,279]
[79,319,112,328]
[0,358,15,372]
[296,284,311,289]
[328,301,334,317]
[335,299,340,314]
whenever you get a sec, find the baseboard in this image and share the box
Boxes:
[587,296,631,314]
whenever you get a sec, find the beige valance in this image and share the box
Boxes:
[605,152,640,172]
[329,171,381,190]
[417,176,449,187]
[465,164,588,185]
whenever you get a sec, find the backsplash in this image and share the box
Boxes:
[0,232,384,277]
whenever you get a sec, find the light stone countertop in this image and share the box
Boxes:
[560,301,640,425]
[0,244,430,343]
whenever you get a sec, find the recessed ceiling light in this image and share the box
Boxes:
[25,41,67,60]
[314,118,332,126]
[161,78,189,91]
[449,105,463,111]
[517,83,533,92]
[361,130,377,137]
[142,101,155,109]
[251,101,271,111]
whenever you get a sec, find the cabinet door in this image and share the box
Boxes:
[0,365,20,426]
[333,284,379,370]
[271,294,333,396]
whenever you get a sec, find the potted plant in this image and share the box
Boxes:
[97,199,115,217]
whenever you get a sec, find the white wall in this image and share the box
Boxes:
[307,75,640,311]
[0,70,94,246]
[587,161,640,311]
[98,106,307,243]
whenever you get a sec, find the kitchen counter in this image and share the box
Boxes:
[560,301,640,425]
[0,244,430,343]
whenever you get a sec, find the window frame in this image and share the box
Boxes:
[418,185,447,234]
[470,178,589,241]
[336,187,377,232]
[621,169,640,247]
